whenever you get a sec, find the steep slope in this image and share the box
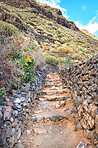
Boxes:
[0,0,98,63]
[0,0,79,30]
[82,29,98,40]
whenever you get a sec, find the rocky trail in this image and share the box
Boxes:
[18,73,93,148]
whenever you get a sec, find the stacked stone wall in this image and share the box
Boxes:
[0,68,46,148]
[60,54,98,146]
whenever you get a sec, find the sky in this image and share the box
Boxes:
[36,0,98,37]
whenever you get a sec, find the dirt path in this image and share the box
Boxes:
[17,73,93,148]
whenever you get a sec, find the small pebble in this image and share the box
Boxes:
[87,143,91,147]
[55,104,61,109]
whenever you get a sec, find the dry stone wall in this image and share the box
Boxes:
[0,68,47,148]
[60,54,98,146]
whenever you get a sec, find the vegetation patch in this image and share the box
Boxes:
[57,46,72,56]
[0,87,6,99]
[0,21,19,37]
[45,55,59,66]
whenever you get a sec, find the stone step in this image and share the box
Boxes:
[54,83,63,87]
[46,76,60,79]
[45,84,63,88]
[37,91,46,96]
[45,79,60,82]
[56,89,68,95]
[39,94,71,101]
[45,81,61,85]
[43,84,54,88]
[31,110,70,123]
[46,91,55,95]
[44,89,68,95]
[49,86,63,90]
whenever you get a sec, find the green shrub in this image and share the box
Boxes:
[57,46,72,56]
[0,87,6,98]
[45,55,59,66]
[72,53,83,60]
[50,48,57,53]
[65,56,72,66]
[61,37,66,42]
[0,21,19,36]
[78,46,87,52]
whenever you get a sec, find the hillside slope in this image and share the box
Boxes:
[0,0,98,63]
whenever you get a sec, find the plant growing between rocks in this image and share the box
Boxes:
[17,52,37,85]
[0,87,6,99]
[65,56,72,66]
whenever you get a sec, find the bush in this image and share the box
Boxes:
[17,52,37,84]
[65,56,72,66]
[72,53,83,60]
[50,48,57,53]
[0,87,6,98]
[43,46,50,50]
[45,55,59,66]
[0,21,19,37]
[57,46,72,56]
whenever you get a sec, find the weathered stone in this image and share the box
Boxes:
[22,85,29,93]
[95,115,98,134]
[87,143,91,147]
[55,104,61,109]
[17,128,21,140]
[84,130,91,139]
[31,117,36,122]
[21,93,28,99]
[95,99,98,106]
[4,107,12,121]
[71,108,77,114]
[80,119,87,129]
[20,97,25,102]
[76,141,85,148]
[76,122,82,130]
[87,116,95,130]
[96,144,98,148]
[58,114,64,121]
[39,101,53,109]
[87,97,93,104]
[91,84,97,92]
[49,116,57,122]
[83,113,89,121]
[64,108,69,112]
[75,96,83,108]
[7,101,13,107]
[0,101,6,106]
[33,128,47,134]
[14,110,19,117]
[0,111,2,119]
[14,98,21,104]
[16,142,24,148]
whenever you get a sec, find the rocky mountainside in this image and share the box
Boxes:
[1,0,79,30]
[82,29,98,40]
[0,0,98,63]
[0,1,98,148]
